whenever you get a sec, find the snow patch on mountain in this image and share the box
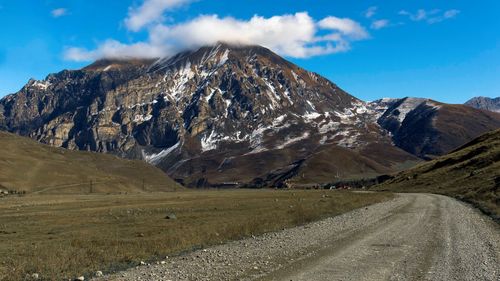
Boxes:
[392,98,428,123]
[143,142,181,164]
[276,132,310,149]
[218,49,230,66]
[30,80,52,90]
[134,114,153,123]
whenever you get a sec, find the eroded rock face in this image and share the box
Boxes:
[0,44,419,186]
[1,60,154,153]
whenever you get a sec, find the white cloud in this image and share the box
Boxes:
[64,40,169,61]
[365,6,377,18]
[65,12,369,61]
[399,9,460,24]
[51,8,68,18]
[371,19,390,30]
[125,0,195,31]
[399,9,431,21]
[318,16,369,40]
[444,9,460,18]
[428,9,460,24]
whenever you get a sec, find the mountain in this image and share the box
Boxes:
[465,96,500,113]
[369,97,500,159]
[0,131,180,194]
[1,44,499,187]
[375,129,500,221]
[0,44,422,187]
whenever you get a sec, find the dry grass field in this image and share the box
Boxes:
[0,190,392,281]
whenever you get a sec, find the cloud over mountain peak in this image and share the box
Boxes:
[64,0,369,61]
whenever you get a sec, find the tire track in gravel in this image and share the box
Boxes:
[96,193,500,281]
[262,194,499,281]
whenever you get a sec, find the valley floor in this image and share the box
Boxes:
[97,193,499,281]
[0,189,390,281]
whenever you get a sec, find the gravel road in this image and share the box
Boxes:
[96,193,499,281]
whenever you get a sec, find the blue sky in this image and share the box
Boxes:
[0,0,499,103]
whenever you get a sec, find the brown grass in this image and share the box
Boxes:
[0,189,392,281]
[375,129,500,221]
[0,131,180,193]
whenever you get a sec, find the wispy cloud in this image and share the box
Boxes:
[51,8,68,18]
[318,16,369,40]
[65,11,370,61]
[399,9,460,24]
[371,19,390,30]
[399,9,430,21]
[65,41,167,61]
[365,6,377,19]
[427,9,460,24]
[125,0,195,31]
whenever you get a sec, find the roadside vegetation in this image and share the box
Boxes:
[375,129,500,221]
[0,190,392,280]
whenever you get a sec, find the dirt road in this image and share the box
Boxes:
[97,194,499,281]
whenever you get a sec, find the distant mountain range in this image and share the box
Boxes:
[370,97,500,159]
[465,96,500,113]
[1,44,499,187]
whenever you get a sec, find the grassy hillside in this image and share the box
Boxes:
[290,143,420,185]
[375,129,500,220]
[0,131,180,193]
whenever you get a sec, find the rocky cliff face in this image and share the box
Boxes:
[3,44,498,186]
[0,59,154,151]
[465,96,500,113]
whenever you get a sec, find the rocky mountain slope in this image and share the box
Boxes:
[375,128,500,221]
[0,131,180,193]
[465,96,500,113]
[369,97,500,159]
[0,44,421,186]
[1,44,499,186]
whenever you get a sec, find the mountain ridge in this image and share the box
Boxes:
[465,96,500,113]
[369,97,500,159]
[1,44,499,186]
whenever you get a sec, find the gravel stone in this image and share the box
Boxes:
[93,194,500,281]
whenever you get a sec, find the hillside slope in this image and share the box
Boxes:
[0,131,180,194]
[375,129,500,220]
[369,98,500,159]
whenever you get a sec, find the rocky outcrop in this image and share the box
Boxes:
[465,96,500,113]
